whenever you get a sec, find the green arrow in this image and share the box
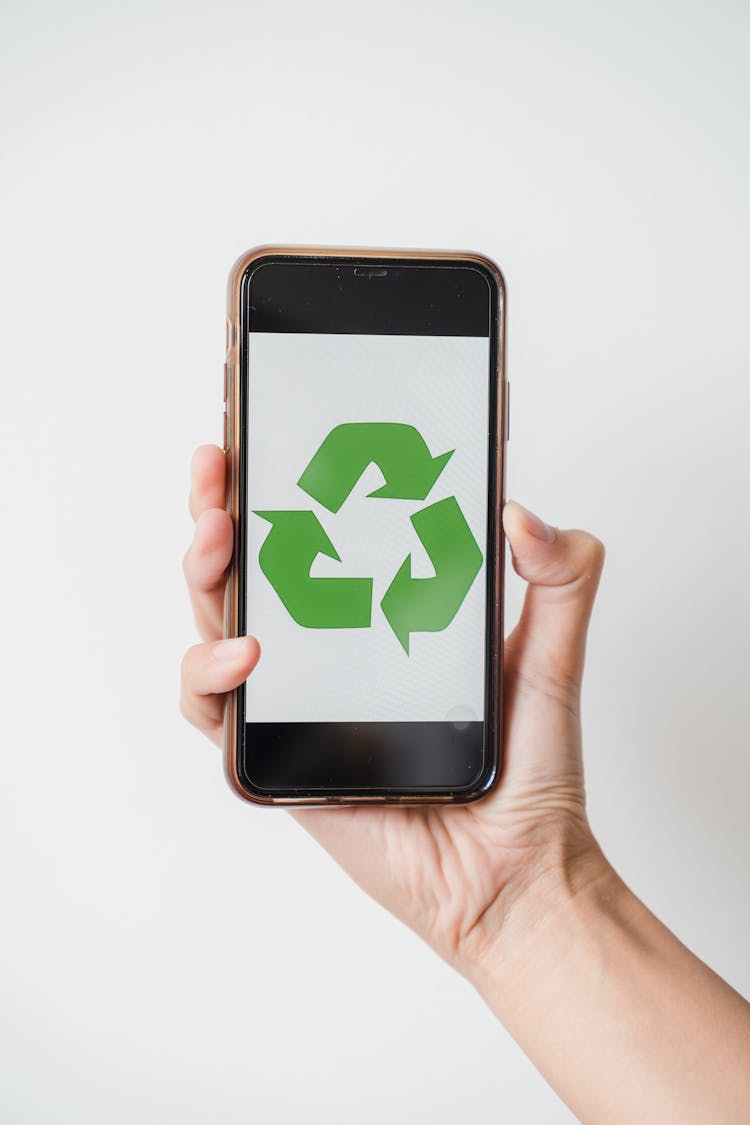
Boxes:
[297,423,453,513]
[380,496,482,654]
[254,510,372,628]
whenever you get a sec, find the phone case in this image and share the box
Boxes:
[222,245,508,806]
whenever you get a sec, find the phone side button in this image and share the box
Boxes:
[505,380,510,442]
[222,408,228,452]
[223,362,228,403]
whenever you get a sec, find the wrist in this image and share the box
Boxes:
[456,835,750,1124]
[455,831,623,1003]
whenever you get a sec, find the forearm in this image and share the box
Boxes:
[465,858,750,1124]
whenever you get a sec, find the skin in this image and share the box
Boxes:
[181,444,750,1124]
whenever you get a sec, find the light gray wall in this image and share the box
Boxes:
[1,1,748,1121]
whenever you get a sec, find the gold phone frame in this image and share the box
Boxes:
[222,245,507,806]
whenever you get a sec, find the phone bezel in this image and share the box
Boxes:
[222,246,507,806]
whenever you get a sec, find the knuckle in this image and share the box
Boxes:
[584,533,606,568]
[178,682,202,727]
[180,643,201,683]
[515,662,581,719]
[571,531,606,582]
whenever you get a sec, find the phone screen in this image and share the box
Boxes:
[237,259,500,796]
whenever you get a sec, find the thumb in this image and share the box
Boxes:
[502,501,605,708]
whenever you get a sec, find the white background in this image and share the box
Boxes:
[245,333,489,722]
[1,1,749,1122]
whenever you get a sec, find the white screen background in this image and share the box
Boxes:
[244,332,490,722]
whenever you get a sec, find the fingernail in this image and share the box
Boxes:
[213,637,249,661]
[510,501,557,543]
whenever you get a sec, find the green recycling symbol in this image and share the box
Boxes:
[254,422,482,654]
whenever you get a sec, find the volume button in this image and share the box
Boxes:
[223,362,228,403]
[222,407,229,452]
[505,381,510,442]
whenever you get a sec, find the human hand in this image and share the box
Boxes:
[181,443,609,979]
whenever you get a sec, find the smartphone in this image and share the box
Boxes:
[222,246,507,805]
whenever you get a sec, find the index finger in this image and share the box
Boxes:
[189,444,227,521]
